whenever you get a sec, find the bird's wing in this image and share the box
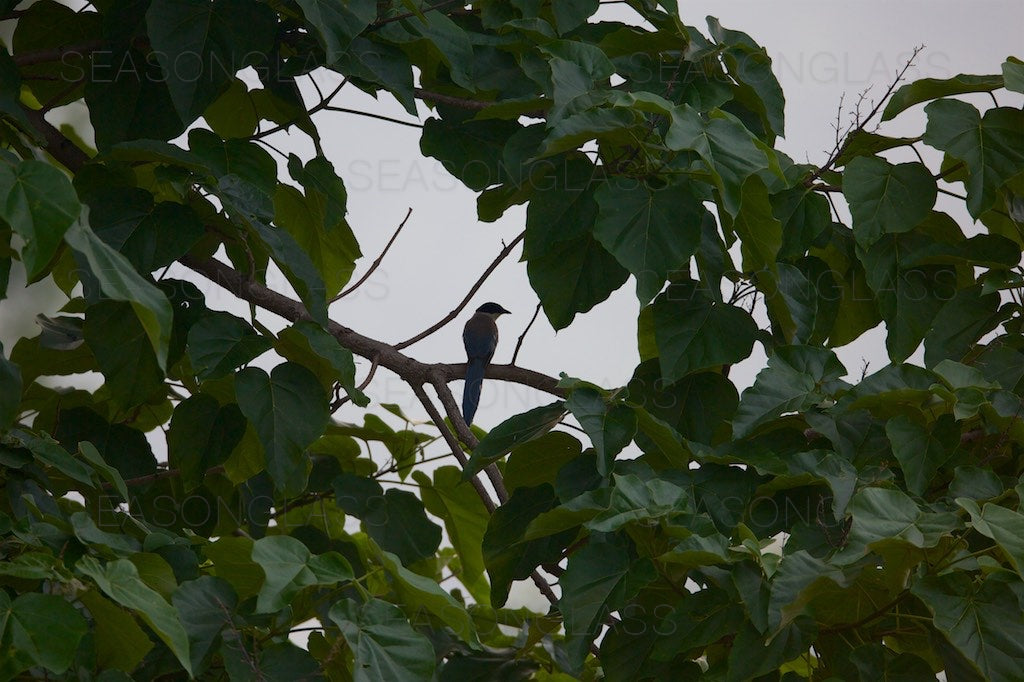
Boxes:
[463,315,498,362]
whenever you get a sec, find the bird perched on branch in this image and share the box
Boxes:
[462,302,511,426]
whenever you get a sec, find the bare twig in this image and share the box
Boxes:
[511,302,542,365]
[804,45,924,187]
[252,78,348,141]
[394,231,525,350]
[332,208,413,302]
[322,105,422,128]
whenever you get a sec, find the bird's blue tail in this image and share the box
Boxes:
[462,357,486,426]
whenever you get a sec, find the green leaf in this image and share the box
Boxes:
[593,177,707,303]
[913,572,1024,682]
[78,441,129,503]
[552,0,598,34]
[172,576,237,673]
[77,556,193,676]
[863,242,960,363]
[336,37,416,114]
[334,474,442,565]
[626,361,738,444]
[776,257,840,345]
[53,407,158,481]
[924,286,1002,367]
[733,346,846,438]
[482,484,572,606]
[0,159,81,279]
[843,157,937,247]
[64,220,174,370]
[503,431,583,493]
[666,106,773,216]
[528,231,629,330]
[250,219,330,327]
[421,117,521,191]
[204,537,264,600]
[413,466,489,602]
[540,107,639,156]
[78,590,153,672]
[566,388,636,476]
[88,188,204,272]
[958,501,1024,579]
[251,536,352,613]
[187,310,272,381]
[14,430,94,487]
[541,40,614,119]
[276,321,368,405]
[886,414,958,496]
[834,130,919,167]
[71,511,141,554]
[277,155,361,296]
[329,598,436,682]
[204,78,259,138]
[882,73,1005,121]
[524,155,628,328]
[145,0,277,121]
[235,363,329,496]
[559,535,636,669]
[835,487,959,565]
[772,186,831,259]
[167,395,247,491]
[83,300,164,409]
[706,17,785,137]
[5,593,88,674]
[923,100,1024,217]
[375,549,479,646]
[85,48,186,151]
[651,282,758,383]
[1003,57,1024,94]
[767,550,849,631]
[465,402,566,477]
[294,0,376,63]
[0,342,21,429]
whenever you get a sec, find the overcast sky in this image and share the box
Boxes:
[3,0,1023,430]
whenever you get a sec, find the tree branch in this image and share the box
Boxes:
[410,382,496,513]
[394,231,525,350]
[181,254,563,397]
[511,302,542,365]
[332,207,412,302]
[803,45,924,187]
[23,107,91,172]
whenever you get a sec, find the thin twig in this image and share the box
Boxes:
[804,45,924,186]
[410,382,496,513]
[252,78,347,141]
[322,105,423,128]
[332,208,413,302]
[511,302,542,365]
[394,231,525,350]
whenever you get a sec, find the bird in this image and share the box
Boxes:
[462,302,511,426]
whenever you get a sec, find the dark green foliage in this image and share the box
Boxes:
[0,1,1022,680]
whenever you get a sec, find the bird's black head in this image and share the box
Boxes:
[476,302,511,316]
